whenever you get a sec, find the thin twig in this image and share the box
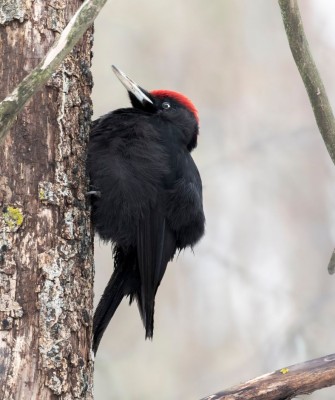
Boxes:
[0,0,108,143]
[278,0,335,274]
[201,353,335,400]
[278,0,335,162]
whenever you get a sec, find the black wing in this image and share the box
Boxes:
[136,207,176,338]
[166,150,205,249]
[88,109,169,248]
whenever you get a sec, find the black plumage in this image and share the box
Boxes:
[88,66,205,353]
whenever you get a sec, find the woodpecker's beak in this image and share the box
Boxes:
[112,65,153,105]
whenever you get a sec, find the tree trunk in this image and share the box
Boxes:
[0,1,94,399]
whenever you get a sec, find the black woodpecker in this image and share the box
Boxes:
[88,66,205,354]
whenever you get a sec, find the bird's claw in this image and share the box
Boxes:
[86,190,101,197]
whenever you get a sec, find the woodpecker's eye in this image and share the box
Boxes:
[162,102,170,110]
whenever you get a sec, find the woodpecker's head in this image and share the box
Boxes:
[112,65,199,151]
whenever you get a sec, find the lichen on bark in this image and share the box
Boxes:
[0,1,26,25]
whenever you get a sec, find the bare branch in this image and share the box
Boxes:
[201,353,335,400]
[328,249,335,274]
[278,0,335,274]
[0,0,108,143]
[278,0,335,162]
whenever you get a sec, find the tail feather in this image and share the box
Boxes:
[144,302,154,340]
[93,217,176,352]
[93,246,137,354]
[93,267,125,354]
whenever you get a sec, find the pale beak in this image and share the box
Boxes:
[112,65,153,105]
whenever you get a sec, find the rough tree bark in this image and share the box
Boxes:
[0,0,108,142]
[0,1,94,399]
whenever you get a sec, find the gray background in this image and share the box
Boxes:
[91,1,335,399]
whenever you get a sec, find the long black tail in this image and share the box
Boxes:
[93,246,137,354]
[93,226,175,352]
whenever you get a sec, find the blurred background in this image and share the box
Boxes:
[91,1,335,399]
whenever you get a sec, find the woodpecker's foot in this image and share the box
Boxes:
[86,191,101,197]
